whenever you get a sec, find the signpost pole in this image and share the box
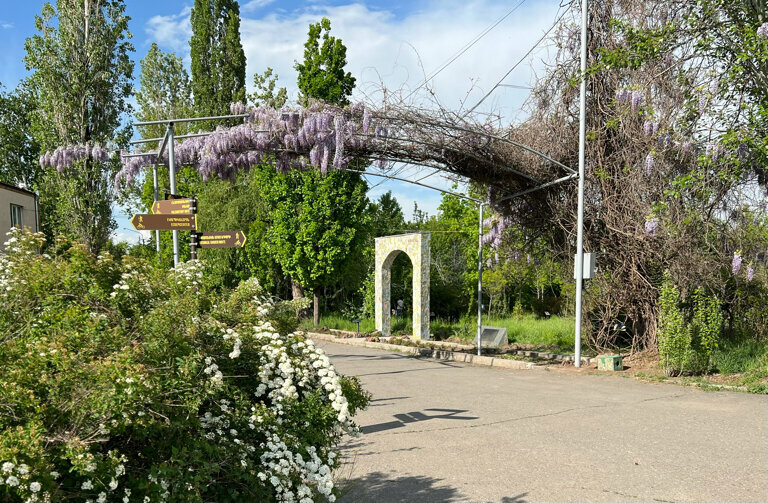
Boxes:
[477,202,484,356]
[152,164,160,254]
[189,197,198,261]
[168,123,179,268]
[574,0,589,368]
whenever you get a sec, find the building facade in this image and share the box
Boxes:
[0,182,39,250]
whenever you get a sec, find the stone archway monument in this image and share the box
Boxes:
[375,233,431,339]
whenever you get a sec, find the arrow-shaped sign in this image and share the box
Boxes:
[152,198,193,215]
[196,231,247,248]
[131,214,197,231]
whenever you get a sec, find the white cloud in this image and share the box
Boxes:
[145,6,192,55]
[241,0,276,13]
[239,0,563,120]
[112,230,150,245]
[0,22,13,29]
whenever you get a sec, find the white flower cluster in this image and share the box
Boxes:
[110,262,151,299]
[0,228,45,299]
[172,259,204,288]
[0,461,46,502]
[258,434,337,503]
[203,356,224,385]
[223,327,242,359]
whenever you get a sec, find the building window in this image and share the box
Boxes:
[10,204,23,228]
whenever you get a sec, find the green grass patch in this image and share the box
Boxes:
[302,312,577,353]
[712,337,767,394]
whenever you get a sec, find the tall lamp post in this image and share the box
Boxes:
[574,0,589,367]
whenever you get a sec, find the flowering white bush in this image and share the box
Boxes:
[0,231,369,503]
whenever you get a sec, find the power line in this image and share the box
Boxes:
[462,2,572,117]
[404,0,528,101]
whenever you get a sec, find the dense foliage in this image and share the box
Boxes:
[25,0,134,253]
[190,0,246,121]
[0,229,369,503]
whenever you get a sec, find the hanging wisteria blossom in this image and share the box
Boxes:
[732,252,742,275]
[644,218,658,236]
[39,144,111,172]
[644,153,654,175]
[757,22,768,38]
[746,265,754,282]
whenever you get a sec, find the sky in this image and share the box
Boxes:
[0,0,568,244]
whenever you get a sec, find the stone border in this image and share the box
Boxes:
[306,332,537,370]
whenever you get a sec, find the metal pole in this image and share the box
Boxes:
[574,0,589,368]
[152,164,160,254]
[477,203,484,356]
[168,123,179,268]
[189,198,198,261]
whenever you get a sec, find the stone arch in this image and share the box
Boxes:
[375,233,430,339]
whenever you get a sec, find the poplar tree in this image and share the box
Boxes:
[189,0,246,119]
[24,0,133,252]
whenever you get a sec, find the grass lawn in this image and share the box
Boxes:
[301,312,766,393]
[300,313,577,352]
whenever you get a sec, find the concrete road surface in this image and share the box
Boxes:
[314,340,768,503]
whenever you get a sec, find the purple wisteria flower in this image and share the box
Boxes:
[644,218,658,236]
[746,265,754,282]
[757,22,768,38]
[644,153,654,175]
[708,78,719,96]
[737,143,749,161]
[631,91,643,111]
[615,89,630,103]
[732,252,742,275]
[643,121,653,135]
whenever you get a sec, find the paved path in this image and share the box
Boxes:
[315,340,768,503]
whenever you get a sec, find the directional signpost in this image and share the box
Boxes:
[195,231,247,249]
[152,198,193,215]
[131,213,197,231]
[135,193,245,262]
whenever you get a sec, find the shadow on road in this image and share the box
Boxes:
[369,396,410,407]
[361,408,478,434]
[338,471,465,503]
[339,471,528,503]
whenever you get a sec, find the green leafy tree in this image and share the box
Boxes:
[295,17,356,106]
[24,0,133,252]
[190,0,246,120]
[135,43,194,140]
[261,17,368,326]
[0,82,41,189]
[249,67,288,109]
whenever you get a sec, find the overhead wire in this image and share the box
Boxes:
[403,0,528,101]
[462,2,573,118]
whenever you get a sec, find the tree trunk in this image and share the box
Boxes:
[313,289,320,327]
[291,279,304,299]
[291,279,306,318]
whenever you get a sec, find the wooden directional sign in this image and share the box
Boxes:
[152,198,193,215]
[197,231,247,248]
[131,213,197,231]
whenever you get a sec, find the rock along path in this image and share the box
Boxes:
[314,339,768,503]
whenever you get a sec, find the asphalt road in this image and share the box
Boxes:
[314,340,768,503]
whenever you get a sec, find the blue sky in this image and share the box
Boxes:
[0,0,565,243]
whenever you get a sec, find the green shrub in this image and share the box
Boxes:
[0,228,369,503]
[658,272,723,376]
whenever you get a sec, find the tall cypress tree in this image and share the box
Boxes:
[189,0,246,118]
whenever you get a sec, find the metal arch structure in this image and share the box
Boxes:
[123,104,586,358]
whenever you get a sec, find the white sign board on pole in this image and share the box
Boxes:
[573,252,596,279]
